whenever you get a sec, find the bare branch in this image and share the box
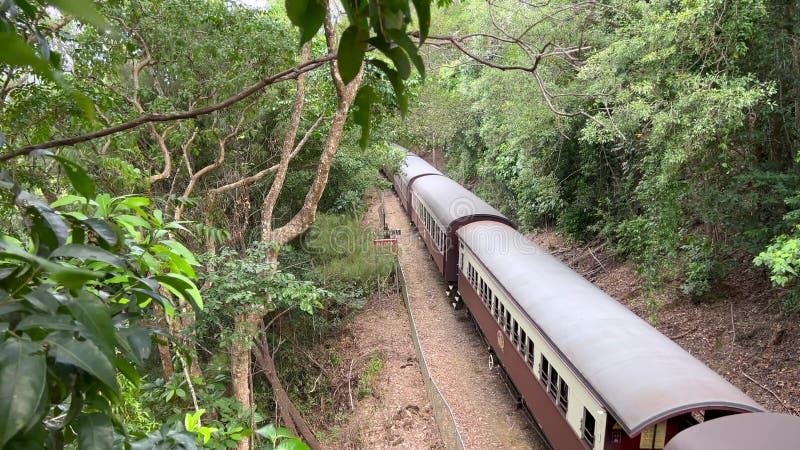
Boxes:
[271,14,364,245]
[208,115,327,195]
[261,42,313,243]
[0,54,336,162]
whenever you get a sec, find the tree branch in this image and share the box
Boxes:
[270,15,363,245]
[209,114,327,195]
[0,54,336,162]
[261,42,313,243]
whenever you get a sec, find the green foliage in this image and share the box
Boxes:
[141,372,257,449]
[256,424,310,450]
[305,214,395,289]
[0,158,202,448]
[680,237,719,300]
[754,227,800,297]
[356,352,383,400]
[198,243,326,349]
[405,0,799,306]
[283,0,453,147]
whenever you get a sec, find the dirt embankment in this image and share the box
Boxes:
[320,196,442,449]
[529,230,800,416]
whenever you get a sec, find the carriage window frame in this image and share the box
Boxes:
[582,408,596,447]
[558,380,569,413]
[540,356,550,385]
[526,337,535,369]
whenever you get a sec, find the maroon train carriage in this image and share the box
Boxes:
[664,413,800,450]
[409,175,514,295]
[455,221,763,450]
[390,147,442,214]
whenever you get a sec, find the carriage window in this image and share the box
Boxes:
[526,338,535,369]
[487,287,492,304]
[548,365,559,399]
[558,380,569,413]
[582,409,596,447]
[540,356,550,384]
[519,329,526,353]
[510,321,518,345]
[498,303,505,325]
[512,319,518,341]
[640,422,667,449]
[504,310,512,334]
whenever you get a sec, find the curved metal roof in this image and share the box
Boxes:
[456,222,763,436]
[412,175,510,228]
[396,149,442,186]
[665,413,800,450]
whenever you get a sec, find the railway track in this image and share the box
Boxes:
[384,190,545,449]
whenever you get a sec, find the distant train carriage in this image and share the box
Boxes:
[409,175,514,291]
[664,413,800,450]
[390,147,442,214]
[454,221,763,450]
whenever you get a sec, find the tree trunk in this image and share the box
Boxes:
[233,13,363,450]
[253,334,323,450]
[230,311,261,449]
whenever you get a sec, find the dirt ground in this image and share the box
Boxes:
[323,198,443,449]
[529,230,800,417]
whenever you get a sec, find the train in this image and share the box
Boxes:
[387,146,799,450]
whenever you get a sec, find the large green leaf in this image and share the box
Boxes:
[82,218,122,249]
[31,151,97,199]
[115,357,141,388]
[16,314,78,333]
[352,86,375,148]
[51,155,97,199]
[50,244,126,269]
[337,25,368,84]
[368,37,410,79]
[370,59,408,115]
[47,0,107,29]
[67,291,116,359]
[22,286,60,314]
[387,30,425,78]
[119,328,152,362]
[156,273,203,310]
[277,438,311,450]
[0,32,54,80]
[0,339,47,448]
[76,413,114,450]
[0,242,102,290]
[285,0,309,25]
[161,240,200,266]
[298,0,326,45]
[16,191,68,253]
[47,333,119,397]
[411,0,431,43]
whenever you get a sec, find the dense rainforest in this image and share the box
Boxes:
[0,0,797,449]
[396,0,800,313]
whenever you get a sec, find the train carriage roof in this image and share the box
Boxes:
[664,413,800,450]
[456,222,762,436]
[412,175,512,228]
[396,148,442,185]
